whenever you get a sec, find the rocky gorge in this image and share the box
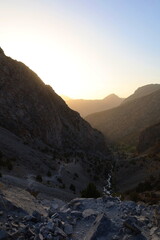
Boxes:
[0,47,160,240]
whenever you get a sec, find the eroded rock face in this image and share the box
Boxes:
[0,49,106,153]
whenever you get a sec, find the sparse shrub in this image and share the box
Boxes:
[7,161,13,171]
[130,159,136,165]
[57,177,62,183]
[93,175,99,181]
[150,175,155,181]
[74,173,79,178]
[136,181,152,193]
[0,151,3,159]
[36,175,42,182]
[51,166,56,171]
[60,183,66,189]
[81,183,101,198]
[10,157,17,162]
[70,184,76,192]
[42,147,50,153]
[129,191,139,202]
[47,171,52,177]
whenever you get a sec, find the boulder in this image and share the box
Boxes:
[85,213,116,240]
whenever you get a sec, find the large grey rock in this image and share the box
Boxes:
[82,209,98,218]
[64,223,73,235]
[85,213,116,240]
[46,222,55,232]
[123,218,141,234]
[54,227,67,238]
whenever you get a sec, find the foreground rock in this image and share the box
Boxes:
[0,193,160,240]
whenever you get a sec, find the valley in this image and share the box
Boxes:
[0,48,160,239]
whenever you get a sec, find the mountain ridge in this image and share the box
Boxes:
[85,88,160,146]
[64,93,124,117]
[122,83,160,105]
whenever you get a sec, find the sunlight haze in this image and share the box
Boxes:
[1,0,160,99]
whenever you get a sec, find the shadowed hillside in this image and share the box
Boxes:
[64,94,124,117]
[122,84,160,104]
[86,89,160,146]
[0,48,107,154]
[137,122,160,153]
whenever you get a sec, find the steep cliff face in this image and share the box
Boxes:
[0,48,106,153]
[137,122,160,153]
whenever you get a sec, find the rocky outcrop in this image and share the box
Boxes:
[0,48,106,153]
[137,122,160,153]
[0,193,160,240]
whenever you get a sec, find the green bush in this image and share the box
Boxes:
[81,183,101,198]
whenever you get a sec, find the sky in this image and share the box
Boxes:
[1,0,160,99]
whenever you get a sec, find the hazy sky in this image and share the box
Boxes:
[1,0,160,99]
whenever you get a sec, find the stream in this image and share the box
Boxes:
[103,171,112,195]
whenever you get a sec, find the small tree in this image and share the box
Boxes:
[81,183,101,198]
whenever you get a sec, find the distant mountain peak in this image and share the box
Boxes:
[103,93,120,100]
[65,93,124,117]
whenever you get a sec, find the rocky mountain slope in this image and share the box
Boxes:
[122,84,160,105]
[0,48,106,154]
[0,48,111,201]
[85,89,160,146]
[137,122,160,154]
[64,94,124,117]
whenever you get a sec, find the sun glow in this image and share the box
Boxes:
[1,0,160,99]
[3,27,111,99]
